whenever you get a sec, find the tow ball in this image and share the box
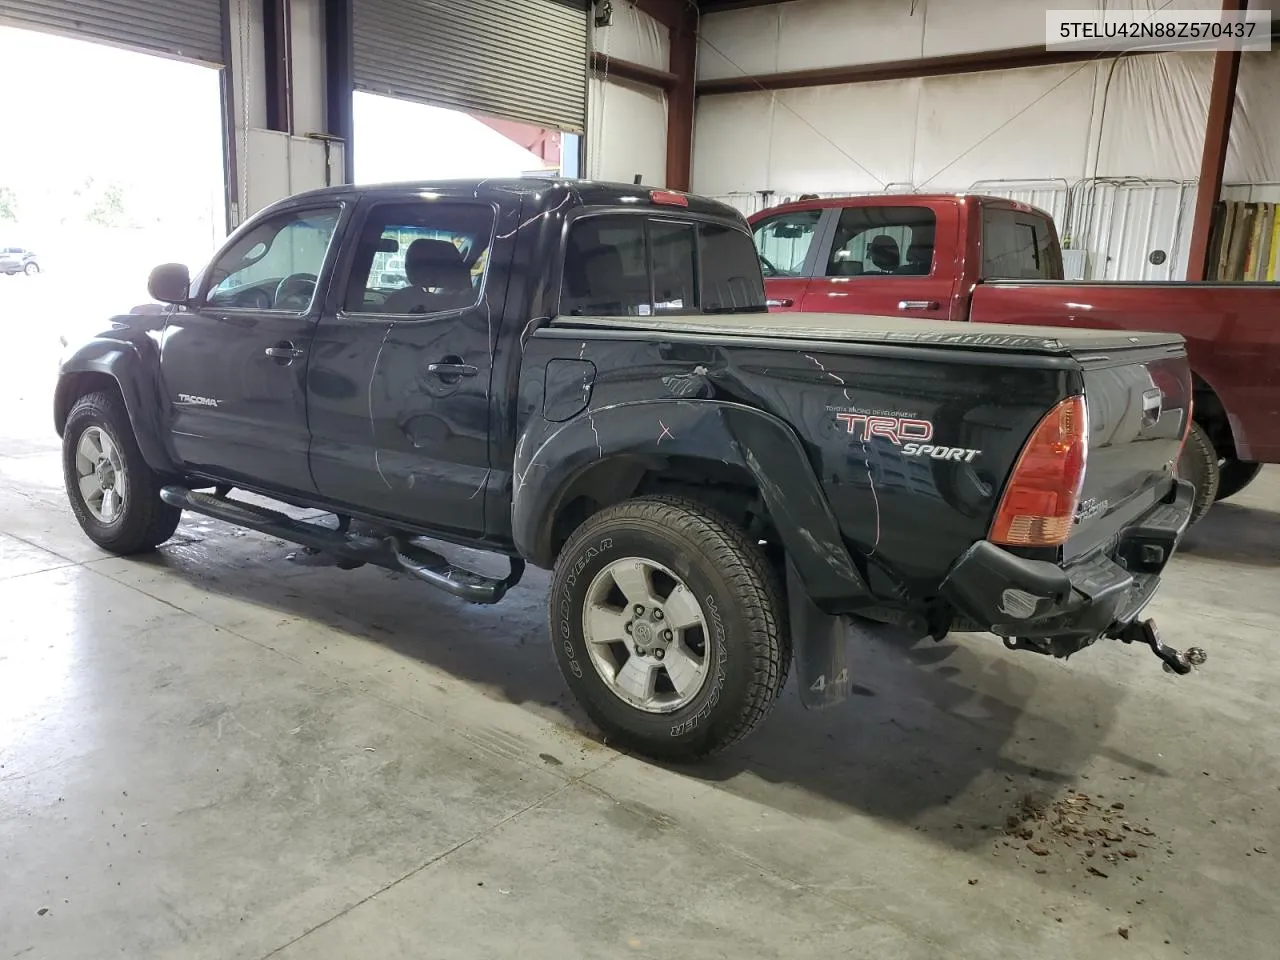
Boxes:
[1111,619,1207,676]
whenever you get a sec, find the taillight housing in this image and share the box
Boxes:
[990,395,1089,548]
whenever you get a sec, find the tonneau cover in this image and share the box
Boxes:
[552,312,1185,355]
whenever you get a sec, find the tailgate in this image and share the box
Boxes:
[1065,344,1191,561]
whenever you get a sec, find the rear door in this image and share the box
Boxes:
[800,201,956,318]
[306,190,512,537]
[751,207,826,312]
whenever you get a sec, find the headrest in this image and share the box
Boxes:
[867,234,900,269]
[404,238,471,290]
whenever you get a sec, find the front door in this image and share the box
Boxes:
[799,202,955,319]
[160,203,344,493]
[751,206,826,312]
[306,192,509,538]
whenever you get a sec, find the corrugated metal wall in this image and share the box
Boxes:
[353,0,589,132]
[0,0,224,64]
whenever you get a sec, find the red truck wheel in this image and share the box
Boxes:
[1215,460,1263,502]
[1177,423,1219,526]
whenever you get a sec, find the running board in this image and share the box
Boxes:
[159,485,524,605]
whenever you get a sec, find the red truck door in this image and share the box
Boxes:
[798,200,958,319]
[749,206,825,312]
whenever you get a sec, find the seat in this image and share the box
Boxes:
[896,243,933,275]
[866,234,901,274]
[384,238,475,314]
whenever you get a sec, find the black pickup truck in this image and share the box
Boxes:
[54,179,1205,760]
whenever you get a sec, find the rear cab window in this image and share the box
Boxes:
[825,206,936,277]
[560,213,766,317]
[981,208,1063,280]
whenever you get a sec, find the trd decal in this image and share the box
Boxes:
[835,413,982,462]
[902,443,983,463]
[835,413,933,445]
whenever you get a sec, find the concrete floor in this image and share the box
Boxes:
[2,282,1279,959]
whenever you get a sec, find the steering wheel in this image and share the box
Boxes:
[274,273,317,310]
[759,254,781,278]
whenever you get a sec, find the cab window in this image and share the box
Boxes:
[205,207,341,311]
[825,206,936,277]
[752,209,821,278]
[982,208,1062,280]
[560,215,766,317]
[343,200,495,315]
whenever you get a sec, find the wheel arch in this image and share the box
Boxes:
[55,339,179,474]
[1191,370,1237,461]
[513,399,872,608]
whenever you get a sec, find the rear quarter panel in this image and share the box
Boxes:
[519,328,1074,604]
[970,281,1280,461]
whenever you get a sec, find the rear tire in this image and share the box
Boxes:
[62,390,182,554]
[1214,459,1263,502]
[549,496,787,762]
[1177,422,1219,526]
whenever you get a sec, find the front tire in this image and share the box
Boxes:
[1214,459,1263,502]
[1177,422,1219,526]
[549,496,788,761]
[62,390,181,554]
[24,262,39,276]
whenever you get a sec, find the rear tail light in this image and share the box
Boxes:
[990,395,1089,548]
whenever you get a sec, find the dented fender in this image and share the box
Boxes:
[511,397,872,612]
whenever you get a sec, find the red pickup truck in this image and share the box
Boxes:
[750,194,1279,524]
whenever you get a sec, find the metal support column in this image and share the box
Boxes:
[665,3,697,191]
[1186,0,1247,281]
[322,0,355,183]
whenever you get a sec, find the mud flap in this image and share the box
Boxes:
[787,560,856,709]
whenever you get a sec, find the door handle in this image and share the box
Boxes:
[264,342,304,362]
[427,362,479,379]
[766,297,794,308]
[898,300,940,311]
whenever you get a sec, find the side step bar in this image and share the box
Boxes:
[159,486,524,605]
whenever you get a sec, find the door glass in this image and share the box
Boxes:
[826,206,936,277]
[343,200,496,315]
[700,222,767,313]
[982,208,1060,279]
[752,210,822,278]
[206,208,340,311]
[561,215,767,318]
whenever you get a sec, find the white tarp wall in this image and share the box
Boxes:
[588,4,670,186]
[692,0,1280,278]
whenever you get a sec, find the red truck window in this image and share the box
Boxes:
[981,208,1062,280]
[752,209,822,278]
[825,206,936,277]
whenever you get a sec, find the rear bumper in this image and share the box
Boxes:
[940,479,1194,655]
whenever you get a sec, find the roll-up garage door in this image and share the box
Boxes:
[0,0,224,64]
[354,0,588,132]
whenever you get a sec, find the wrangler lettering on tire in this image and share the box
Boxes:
[549,497,787,761]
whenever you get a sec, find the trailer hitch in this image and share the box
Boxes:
[1111,619,1207,675]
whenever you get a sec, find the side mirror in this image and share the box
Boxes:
[148,263,191,305]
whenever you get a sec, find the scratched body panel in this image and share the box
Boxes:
[514,328,1070,607]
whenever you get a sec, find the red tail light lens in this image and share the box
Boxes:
[990,395,1089,547]
[650,190,689,207]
